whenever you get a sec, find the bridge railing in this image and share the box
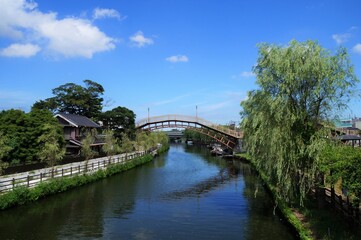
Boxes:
[136,114,243,138]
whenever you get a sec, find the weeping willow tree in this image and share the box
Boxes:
[37,123,65,169]
[102,129,120,161]
[241,40,359,206]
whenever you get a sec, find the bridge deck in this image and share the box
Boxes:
[136,114,243,139]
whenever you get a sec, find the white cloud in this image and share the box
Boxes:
[0,43,40,57]
[129,31,154,48]
[0,0,116,58]
[93,8,125,20]
[332,33,351,44]
[38,18,115,58]
[353,44,361,55]
[165,55,189,63]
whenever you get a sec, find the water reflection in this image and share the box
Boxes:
[0,144,296,240]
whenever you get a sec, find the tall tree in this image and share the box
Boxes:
[81,130,97,161]
[0,109,63,166]
[32,80,104,118]
[0,132,12,175]
[135,131,149,152]
[0,109,27,165]
[119,132,134,159]
[241,40,359,205]
[100,106,136,139]
[102,129,120,160]
[37,123,65,169]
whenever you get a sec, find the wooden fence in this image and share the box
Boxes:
[0,151,147,194]
[319,188,361,223]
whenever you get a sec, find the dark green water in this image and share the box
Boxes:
[0,144,296,239]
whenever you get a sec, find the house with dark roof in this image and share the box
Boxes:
[55,113,105,154]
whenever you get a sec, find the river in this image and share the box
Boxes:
[0,144,296,239]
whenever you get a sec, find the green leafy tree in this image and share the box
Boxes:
[135,131,149,152]
[81,130,97,161]
[32,80,104,118]
[31,98,57,113]
[0,109,27,165]
[321,143,361,206]
[37,123,65,169]
[0,109,61,165]
[0,132,12,175]
[184,129,213,143]
[102,129,120,160]
[100,106,136,139]
[241,40,359,205]
[154,131,169,150]
[119,132,134,159]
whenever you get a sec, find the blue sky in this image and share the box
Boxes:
[0,0,360,124]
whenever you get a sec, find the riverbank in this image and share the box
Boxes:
[235,153,313,239]
[0,153,155,210]
[236,153,361,239]
[0,144,296,239]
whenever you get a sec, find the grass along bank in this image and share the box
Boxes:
[0,154,154,210]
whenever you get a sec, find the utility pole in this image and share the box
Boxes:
[196,105,198,119]
[148,107,150,123]
[147,107,150,130]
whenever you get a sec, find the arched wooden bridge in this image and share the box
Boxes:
[136,115,243,149]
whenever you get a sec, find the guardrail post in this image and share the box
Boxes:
[52,169,54,178]
[27,175,30,187]
[62,169,64,177]
[40,172,43,182]
[338,195,343,211]
[331,187,335,207]
[12,178,15,189]
[70,167,72,176]
[78,165,80,174]
[92,163,94,171]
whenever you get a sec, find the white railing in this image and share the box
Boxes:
[136,114,243,138]
[0,150,153,194]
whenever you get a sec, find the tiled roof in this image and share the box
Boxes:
[56,113,101,128]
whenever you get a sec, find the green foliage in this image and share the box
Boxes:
[99,106,136,139]
[184,129,213,142]
[133,131,169,153]
[0,109,63,165]
[81,130,97,161]
[134,131,150,151]
[119,132,134,154]
[0,154,153,210]
[32,79,104,119]
[31,98,57,114]
[0,132,11,175]
[102,129,120,158]
[241,40,359,205]
[37,123,65,168]
[321,143,361,205]
[155,131,169,148]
